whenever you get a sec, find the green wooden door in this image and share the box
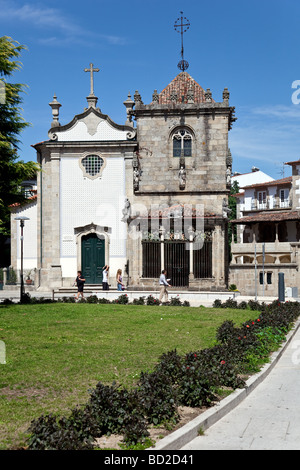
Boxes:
[81,234,105,284]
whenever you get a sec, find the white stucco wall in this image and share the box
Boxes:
[15,202,38,271]
[59,155,127,279]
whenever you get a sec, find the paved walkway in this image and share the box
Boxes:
[181,323,300,450]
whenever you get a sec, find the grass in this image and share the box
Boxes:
[0,302,255,449]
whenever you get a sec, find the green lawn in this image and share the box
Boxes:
[0,303,255,449]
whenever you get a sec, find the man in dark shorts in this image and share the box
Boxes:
[74,271,85,300]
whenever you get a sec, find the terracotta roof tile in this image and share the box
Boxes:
[241,176,292,190]
[231,210,300,224]
[157,72,209,105]
[9,194,37,208]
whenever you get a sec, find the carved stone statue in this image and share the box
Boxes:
[222,198,232,218]
[133,167,140,190]
[178,165,186,189]
[121,198,131,222]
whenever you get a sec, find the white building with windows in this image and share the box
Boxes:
[230,162,300,296]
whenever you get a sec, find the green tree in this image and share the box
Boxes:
[0,36,39,264]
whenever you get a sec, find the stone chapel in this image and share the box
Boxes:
[10,66,236,291]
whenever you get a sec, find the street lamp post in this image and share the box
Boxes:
[14,216,30,303]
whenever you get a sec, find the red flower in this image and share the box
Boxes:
[257,318,260,322]
[186,366,190,369]
[194,353,197,358]
[246,325,250,328]
[220,360,225,365]
[252,322,255,325]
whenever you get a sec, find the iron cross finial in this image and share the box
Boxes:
[84,63,100,96]
[174,12,190,72]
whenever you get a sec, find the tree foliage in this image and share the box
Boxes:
[0,36,39,244]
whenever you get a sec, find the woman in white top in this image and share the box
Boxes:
[102,265,109,290]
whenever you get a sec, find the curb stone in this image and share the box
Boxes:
[150,318,300,451]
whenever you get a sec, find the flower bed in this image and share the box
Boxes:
[26,299,300,450]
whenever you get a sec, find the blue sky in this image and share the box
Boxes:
[1,0,300,179]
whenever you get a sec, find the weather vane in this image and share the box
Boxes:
[174,11,190,72]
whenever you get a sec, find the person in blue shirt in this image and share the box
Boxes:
[159,269,171,303]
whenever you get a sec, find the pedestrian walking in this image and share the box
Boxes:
[102,265,109,290]
[159,269,171,303]
[116,269,124,291]
[74,271,85,300]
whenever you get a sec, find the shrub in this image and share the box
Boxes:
[223,298,238,309]
[27,413,94,450]
[169,296,182,306]
[216,320,236,344]
[138,371,179,426]
[133,297,145,305]
[213,299,222,308]
[113,294,129,305]
[228,284,237,291]
[238,300,248,310]
[97,297,111,304]
[87,381,149,444]
[86,295,98,303]
[146,295,160,305]
[155,349,183,383]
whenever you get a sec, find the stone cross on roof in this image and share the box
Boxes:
[84,63,100,109]
[84,63,99,96]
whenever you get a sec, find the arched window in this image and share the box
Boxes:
[172,129,192,157]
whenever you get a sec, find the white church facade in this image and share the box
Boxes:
[10,65,236,292]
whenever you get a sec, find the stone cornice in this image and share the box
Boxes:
[132,103,237,130]
[48,106,135,138]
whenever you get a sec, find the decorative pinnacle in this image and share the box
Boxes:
[49,93,61,127]
[174,11,190,72]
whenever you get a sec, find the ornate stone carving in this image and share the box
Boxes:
[123,92,134,126]
[186,84,194,103]
[205,88,212,103]
[178,165,186,189]
[49,94,61,128]
[222,198,232,218]
[121,198,131,222]
[49,132,58,141]
[132,153,140,191]
[226,148,232,187]
[223,87,230,103]
[126,129,137,140]
[134,90,143,105]
[152,89,159,103]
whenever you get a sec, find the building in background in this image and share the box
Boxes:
[230,160,300,296]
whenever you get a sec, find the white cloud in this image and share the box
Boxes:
[0,0,128,47]
[229,104,300,176]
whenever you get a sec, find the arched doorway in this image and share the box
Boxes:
[81,233,105,284]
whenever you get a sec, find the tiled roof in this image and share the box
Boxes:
[231,210,300,224]
[157,72,209,105]
[9,195,37,208]
[241,176,292,190]
[285,159,300,165]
